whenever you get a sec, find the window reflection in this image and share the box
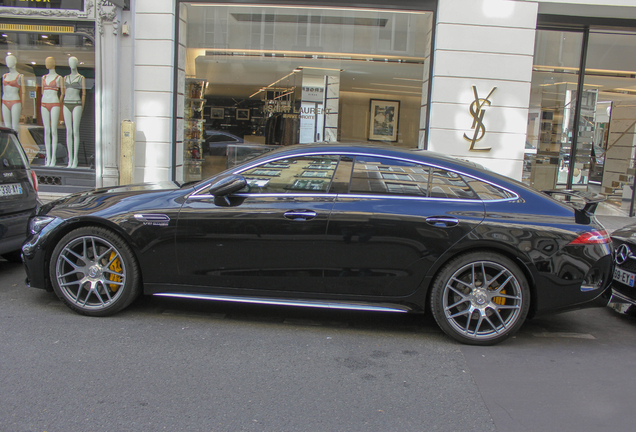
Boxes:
[526,28,636,215]
[179,4,433,181]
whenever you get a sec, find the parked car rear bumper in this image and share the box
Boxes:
[0,209,32,255]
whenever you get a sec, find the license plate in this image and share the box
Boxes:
[0,183,22,197]
[614,267,636,287]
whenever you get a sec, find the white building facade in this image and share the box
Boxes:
[4,0,636,211]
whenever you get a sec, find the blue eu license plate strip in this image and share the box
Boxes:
[0,183,22,197]
[614,268,635,287]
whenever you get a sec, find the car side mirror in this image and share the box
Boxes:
[208,174,247,206]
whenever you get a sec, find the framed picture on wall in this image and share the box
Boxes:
[368,99,400,142]
[211,108,224,119]
[236,109,250,120]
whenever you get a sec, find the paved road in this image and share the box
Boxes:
[1,257,635,432]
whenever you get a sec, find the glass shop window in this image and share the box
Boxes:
[0,30,96,170]
[178,3,434,182]
[240,155,340,193]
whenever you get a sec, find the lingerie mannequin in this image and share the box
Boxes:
[41,56,63,167]
[62,56,85,169]
[1,55,25,132]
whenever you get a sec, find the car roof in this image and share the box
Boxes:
[253,142,490,175]
[207,130,241,137]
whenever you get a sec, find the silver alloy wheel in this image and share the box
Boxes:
[55,235,126,311]
[442,260,523,341]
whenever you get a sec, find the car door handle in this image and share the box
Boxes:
[426,216,459,227]
[284,210,317,221]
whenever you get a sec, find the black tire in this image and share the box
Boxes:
[430,251,530,346]
[49,226,141,317]
[2,250,23,263]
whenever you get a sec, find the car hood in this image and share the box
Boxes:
[39,181,184,216]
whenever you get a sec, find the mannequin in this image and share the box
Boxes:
[1,55,25,131]
[41,56,63,167]
[62,56,85,168]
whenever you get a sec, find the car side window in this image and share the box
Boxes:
[0,133,27,170]
[429,168,478,199]
[350,156,429,197]
[240,155,340,193]
[462,176,514,200]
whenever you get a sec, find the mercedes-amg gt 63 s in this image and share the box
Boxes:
[22,144,614,345]
[609,224,636,315]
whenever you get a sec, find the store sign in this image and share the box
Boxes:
[268,104,333,116]
[1,0,84,10]
[463,86,496,151]
[302,86,324,103]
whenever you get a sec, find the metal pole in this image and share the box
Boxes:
[630,167,636,216]
[567,27,590,190]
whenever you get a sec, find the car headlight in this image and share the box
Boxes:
[29,216,56,235]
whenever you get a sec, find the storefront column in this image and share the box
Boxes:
[428,0,538,180]
[299,70,340,143]
[96,2,122,187]
[134,0,176,183]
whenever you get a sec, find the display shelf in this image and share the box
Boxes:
[184,159,202,182]
[183,78,208,181]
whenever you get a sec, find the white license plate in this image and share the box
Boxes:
[0,183,22,197]
[614,267,636,287]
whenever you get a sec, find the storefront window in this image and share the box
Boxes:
[0,29,95,172]
[584,30,636,213]
[527,27,636,215]
[178,4,433,181]
[525,30,584,191]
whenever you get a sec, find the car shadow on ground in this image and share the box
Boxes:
[27,285,444,337]
[135,294,443,334]
[23,278,636,346]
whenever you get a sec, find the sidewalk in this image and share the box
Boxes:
[595,202,636,233]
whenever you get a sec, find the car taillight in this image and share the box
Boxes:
[569,229,610,245]
[29,170,38,192]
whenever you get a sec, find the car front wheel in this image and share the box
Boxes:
[430,252,530,345]
[49,227,140,316]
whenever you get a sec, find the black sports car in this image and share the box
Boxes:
[609,224,636,314]
[22,144,614,345]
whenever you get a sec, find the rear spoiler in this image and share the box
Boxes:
[542,189,605,224]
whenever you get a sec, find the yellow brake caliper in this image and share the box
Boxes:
[108,252,122,292]
[493,289,506,306]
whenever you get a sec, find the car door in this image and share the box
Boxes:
[324,155,485,297]
[175,154,340,293]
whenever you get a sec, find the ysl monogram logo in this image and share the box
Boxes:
[463,86,496,151]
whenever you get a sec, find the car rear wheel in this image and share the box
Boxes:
[49,227,140,316]
[430,252,530,346]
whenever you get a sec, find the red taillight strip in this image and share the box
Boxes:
[30,170,38,192]
[569,229,611,245]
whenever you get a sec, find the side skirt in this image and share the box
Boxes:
[153,292,412,313]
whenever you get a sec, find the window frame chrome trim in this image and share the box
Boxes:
[188,192,513,203]
[188,150,520,202]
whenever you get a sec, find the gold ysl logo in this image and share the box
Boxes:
[464,86,496,151]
